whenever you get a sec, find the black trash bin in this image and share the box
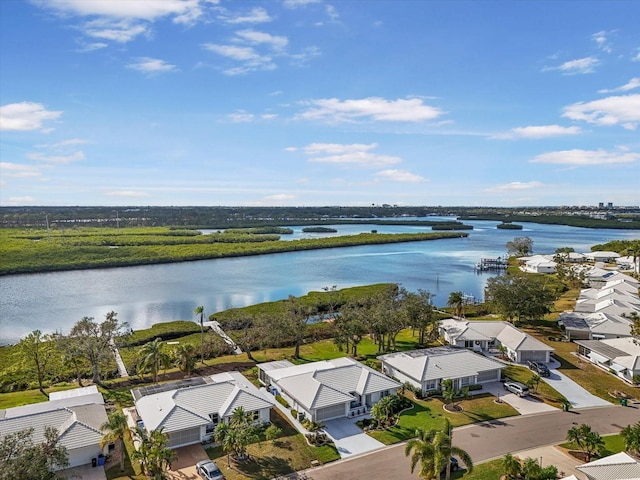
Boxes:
[92,458,97,468]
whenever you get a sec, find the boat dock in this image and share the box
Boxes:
[475,257,508,271]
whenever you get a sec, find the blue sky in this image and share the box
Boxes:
[1,0,639,207]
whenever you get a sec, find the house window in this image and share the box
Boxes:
[464,340,473,348]
[205,424,215,434]
[424,381,437,391]
[208,413,219,424]
[249,410,260,422]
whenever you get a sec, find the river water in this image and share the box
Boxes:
[1,218,637,344]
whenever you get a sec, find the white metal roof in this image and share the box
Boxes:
[576,452,640,480]
[379,347,506,382]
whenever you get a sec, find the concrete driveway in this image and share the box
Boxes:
[323,417,385,458]
[544,360,611,408]
[167,444,210,480]
[480,382,558,415]
[60,464,106,480]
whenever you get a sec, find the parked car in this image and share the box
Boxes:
[196,460,225,480]
[440,457,459,475]
[503,381,530,397]
[527,360,550,377]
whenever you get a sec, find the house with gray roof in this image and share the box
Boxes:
[439,319,554,363]
[572,451,640,480]
[379,347,506,394]
[258,357,401,422]
[574,337,640,385]
[132,371,275,449]
[0,385,108,469]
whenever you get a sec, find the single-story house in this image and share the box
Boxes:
[574,337,640,385]
[378,346,506,394]
[258,357,401,422]
[616,255,640,273]
[573,451,640,480]
[439,319,554,363]
[584,251,621,263]
[587,270,639,288]
[133,371,275,449]
[574,297,640,317]
[0,386,108,469]
[519,255,557,273]
[559,311,633,340]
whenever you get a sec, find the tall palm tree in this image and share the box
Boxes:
[194,305,205,364]
[139,338,171,384]
[405,419,473,480]
[447,291,464,319]
[621,422,640,456]
[100,411,130,472]
[173,343,197,375]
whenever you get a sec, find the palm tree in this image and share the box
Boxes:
[100,411,130,472]
[132,427,175,478]
[499,453,522,480]
[173,343,197,375]
[194,305,205,364]
[405,420,473,480]
[583,431,605,461]
[447,291,464,319]
[139,338,171,383]
[621,422,640,456]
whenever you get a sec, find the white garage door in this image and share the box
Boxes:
[315,404,345,422]
[168,427,201,448]
[69,445,103,468]
[520,351,547,362]
[477,369,499,383]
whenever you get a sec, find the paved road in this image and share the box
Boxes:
[308,405,640,480]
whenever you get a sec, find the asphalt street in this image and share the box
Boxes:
[308,405,640,480]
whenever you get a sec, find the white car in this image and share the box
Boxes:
[503,381,530,397]
[196,460,225,480]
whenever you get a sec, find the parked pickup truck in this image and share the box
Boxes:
[527,360,550,377]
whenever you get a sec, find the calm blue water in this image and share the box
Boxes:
[0,219,637,343]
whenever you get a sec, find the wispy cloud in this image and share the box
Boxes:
[6,196,36,204]
[0,162,43,177]
[105,190,150,197]
[598,77,640,94]
[562,93,640,130]
[542,56,599,75]
[492,125,581,139]
[530,148,639,165]
[301,142,402,168]
[375,169,426,183]
[203,43,275,75]
[485,181,545,192]
[282,0,322,8]
[592,30,613,53]
[219,7,272,24]
[126,57,178,75]
[77,41,108,52]
[227,111,255,122]
[235,29,288,50]
[298,97,444,123]
[35,138,89,148]
[27,151,86,164]
[0,102,62,131]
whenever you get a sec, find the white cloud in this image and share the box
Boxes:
[493,125,582,139]
[543,56,599,75]
[27,151,86,164]
[262,193,296,201]
[530,148,639,165]
[261,113,278,120]
[35,138,89,148]
[77,41,108,52]
[284,147,298,152]
[562,94,640,130]
[633,49,640,62]
[0,102,62,131]
[302,143,401,168]
[375,169,425,183]
[202,43,274,74]
[222,7,272,24]
[598,77,640,94]
[485,181,545,192]
[235,29,288,50]
[83,18,148,43]
[298,97,444,123]
[105,190,150,197]
[592,30,612,53]
[0,162,42,177]
[126,57,177,74]
[7,196,37,204]
[282,0,322,8]
[227,111,254,122]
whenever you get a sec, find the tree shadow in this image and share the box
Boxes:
[232,455,294,480]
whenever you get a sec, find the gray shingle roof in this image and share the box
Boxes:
[576,452,640,480]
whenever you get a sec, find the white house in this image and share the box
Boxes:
[0,386,108,469]
[573,451,640,480]
[378,347,506,394]
[584,251,621,263]
[559,311,634,340]
[439,319,554,363]
[258,357,401,422]
[132,372,275,449]
[519,254,557,274]
[574,337,640,385]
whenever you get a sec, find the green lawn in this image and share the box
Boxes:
[559,433,626,458]
[0,383,80,409]
[367,393,518,445]
[452,459,502,479]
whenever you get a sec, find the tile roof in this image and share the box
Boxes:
[576,452,640,480]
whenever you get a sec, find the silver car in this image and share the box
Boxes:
[503,381,530,397]
[196,460,225,480]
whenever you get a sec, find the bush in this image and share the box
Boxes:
[290,409,298,419]
[275,394,290,408]
[468,384,483,391]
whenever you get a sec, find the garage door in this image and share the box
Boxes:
[477,369,499,383]
[315,404,345,422]
[520,351,547,362]
[169,427,201,448]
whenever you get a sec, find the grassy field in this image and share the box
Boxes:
[367,393,519,445]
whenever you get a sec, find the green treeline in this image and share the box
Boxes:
[458,214,640,229]
[0,227,467,276]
